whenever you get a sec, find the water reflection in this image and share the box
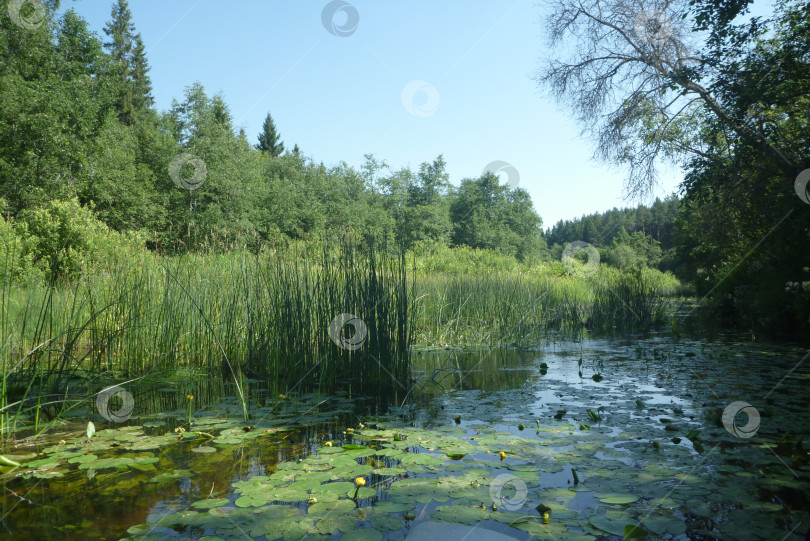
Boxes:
[1,335,808,540]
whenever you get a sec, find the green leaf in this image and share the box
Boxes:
[589,515,638,537]
[624,524,647,540]
[342,528,383,541]
[371,515,403,531]
[191,498,230,509]
[597,493,640,505]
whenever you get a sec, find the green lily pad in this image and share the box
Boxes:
[342,528,384,541]
[596,493,640,505]
[641,515,686,535]
[589,515,639,537]
[192,498,230,509]
[372,515,403,531]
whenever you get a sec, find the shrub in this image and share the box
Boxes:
[19,198,146,279]
[409,240,521,275]
[0,212,40,284]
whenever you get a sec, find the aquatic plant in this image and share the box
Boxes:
[0,236,412,438]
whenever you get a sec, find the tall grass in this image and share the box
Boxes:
[0,238,681,438]
[412,266,674,347]
[0,237,412,438]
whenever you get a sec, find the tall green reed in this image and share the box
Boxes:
[0,236,412,438]
[412,266,671,346]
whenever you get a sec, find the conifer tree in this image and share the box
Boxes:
[130,33,154,111]
[103,0,153,123]
[256,112,285,157]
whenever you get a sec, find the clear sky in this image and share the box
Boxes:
[59,0,687,228]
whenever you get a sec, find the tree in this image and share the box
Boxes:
[535,0,801,198]
[103,0,153,124]
[0,7,113,214]
[161,83,266,250]
[103,0,136,124]
[539,0,810,336]
[400,156,452,247]
[450,173,544,261]
[545,198,680,258]
[130,34,154,112]
[256,112,285,157]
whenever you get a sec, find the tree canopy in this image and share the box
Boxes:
[539,0,810,334]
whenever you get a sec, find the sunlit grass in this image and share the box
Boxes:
[0,239,682,439]
[0,237,411,438]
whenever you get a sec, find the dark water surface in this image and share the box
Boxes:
[1,334,808,540]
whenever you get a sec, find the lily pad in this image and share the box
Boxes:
[596,493,640,505]
[191,498,230,509]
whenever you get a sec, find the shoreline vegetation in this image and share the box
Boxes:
[1,236,686,441]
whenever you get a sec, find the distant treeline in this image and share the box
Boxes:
[546,197,681,273]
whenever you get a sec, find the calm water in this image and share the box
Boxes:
[1,333,808,540]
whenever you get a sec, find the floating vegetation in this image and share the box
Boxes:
[0,337,807,540]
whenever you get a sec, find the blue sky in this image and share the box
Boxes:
[61,0,688,228]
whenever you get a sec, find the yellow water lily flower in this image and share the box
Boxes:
[355,477,366,487]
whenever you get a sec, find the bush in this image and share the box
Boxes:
[19,198,147,279]
[410,240,522,275]
[0,206,40,284]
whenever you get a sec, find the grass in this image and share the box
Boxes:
[0,240,682,439]
[0,236,412,438]
[412,265,676,347]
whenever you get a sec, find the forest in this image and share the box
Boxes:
[0,1,808,539]
[3,1,807,338]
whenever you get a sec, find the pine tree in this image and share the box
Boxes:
[256,113,285,157]
[103,0,133,64]
[103,1,153,124]
[130,33,154,111]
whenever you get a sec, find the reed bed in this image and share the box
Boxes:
[1,238,412,436]
[411,266,671,346]
[1,238,678,438]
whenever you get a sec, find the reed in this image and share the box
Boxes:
[0,236,412,438]
[0,238,678,439]
[412,265,672,346]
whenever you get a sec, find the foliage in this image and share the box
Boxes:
[2,0,806,339]
[0,3,550,268]
[103,0,153,125]
[538,0,810,337]
[409,241,523,276]
[0,204,39,284]
[603,228,663,270]
[547,197,680,252]
[18,198,146,279]
[256,112,285,157]
[450,173,545,262]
